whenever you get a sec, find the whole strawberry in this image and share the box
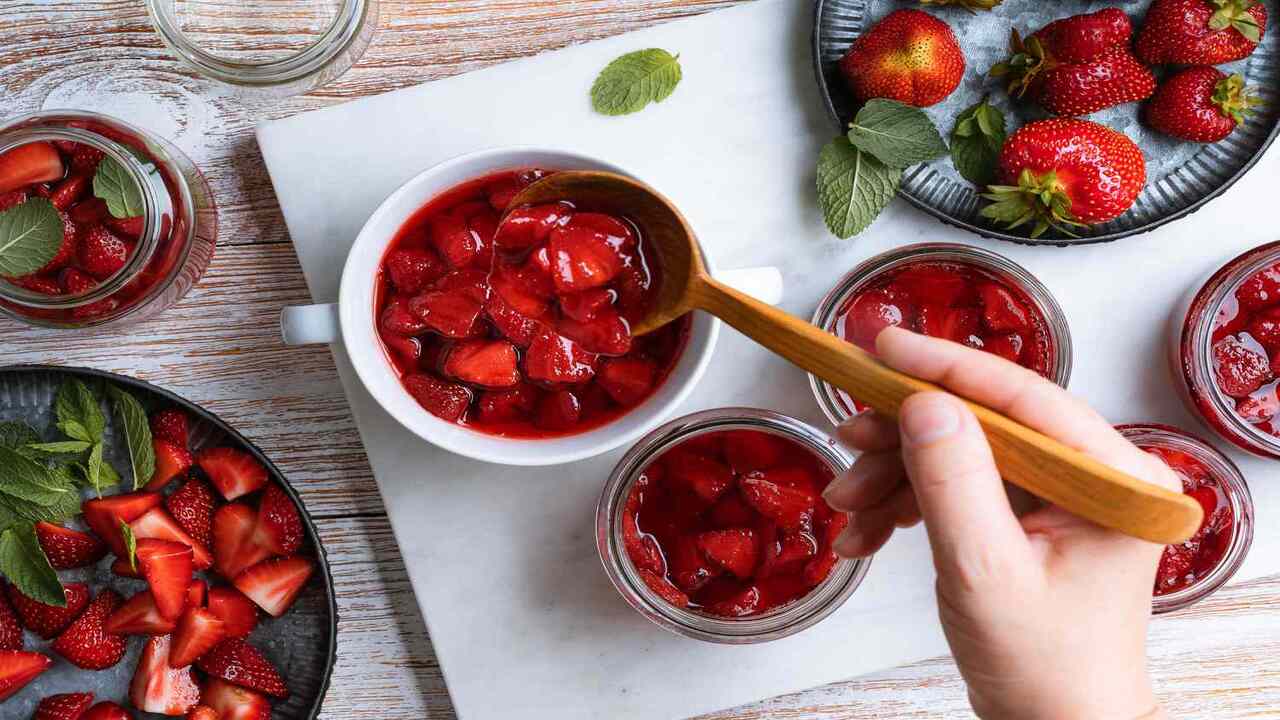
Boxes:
[1147,67,1262,142]
[991,9,1156,117]
[840,9,966,108]
[77,225,132,280]
[981,119,1147,237]
[1137,0,1267,65]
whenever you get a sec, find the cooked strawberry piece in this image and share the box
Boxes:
[31,211,80,276]
[1156,543,1195,593]
[490,262,550,318]
[428,212,483,268]
[1213,336,1273,398]
[983,332,1025,364]
[59,267,120,318]
[476,383,538,424]
[171,608,227,668]
[83,491,162,556]
[131,634,202,715]
[202,677,271,720]
[0,142,63,194]
[69,144,105,173]
[842,289,908,352]
[557,307,632,356]
[443,339,521,388]
[409,289,485,338]
[486,178,521,212]
[695,529,759,579]
[197,638,289,697]
[212,504,273,580]
[8,582,89,639]
[1247,306,1280,353]
[1236,392,1280,424]
[525,329,597,384]
[1237,263,1280,311]
[233,556,315,618]
[0,189,26,211]
[622,509,664,575]
[251,484,303,557]
[150,408,191,447]
[667,450,733,503]
[35,521,107,569]
[773,531,818,569]
[484,291,543,347]
[722,430,787,474]
[534,389,582,431]
[571,212,636,247]
[705,585,762,617]
[0,650,52,701]
[167,477,217,549]
[804,513,849,587]
[0,586,19,651]
[708,493,756,529]
[131,507,214,570]
[939,307,983,347]
[404,373,473,421]
[559,288,615,323]
[386,248,447,294]
[150,439,194,490]
[78,225,131,280]
[547,222,625,293]
[49,173,90,211]
[106,215,144,240]
[493,202,573,250]
[596,357,655,406]
[889,265,971,307]
[637,569,689,608]
[206,587,259,640]
[10,273,63,295]
[666,535,720,593]
[137,538,194,621]
[81,702,132,720]
[979,282,1029,333]
[380,295,428,336]
[106,590,177,636]
[197,447,269,501]
[740,473,817,531]
[761,466,820,495]
[67,196,108,224]
[34,691,95,720]
[382,332,422,365]
[52,589,126,670]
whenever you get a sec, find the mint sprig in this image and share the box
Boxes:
[848,99,949,169]
[56,378,106,444]
[109,385,155,491]
[0,197,64,278]
[951,97,1007,188]
[93,155,144,220]
[591,49,683,116]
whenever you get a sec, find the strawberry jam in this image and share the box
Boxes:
[622,429,845,618]
[375,170,689,438]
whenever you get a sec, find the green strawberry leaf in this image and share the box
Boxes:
[56,378,106,444]
[109,385,155,491]
[591,49,683,116]
[0,522,64,606]
[93,155,145,220]
[951,97,1008,187]
[816,136,902,240]
[847,99,949,169]
[0,198,65,278]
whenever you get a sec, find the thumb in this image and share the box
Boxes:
[898,392,1032,590]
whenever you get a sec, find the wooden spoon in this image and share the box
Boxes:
[507,171,1203,545]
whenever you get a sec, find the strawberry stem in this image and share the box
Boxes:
[989,31,1054,98]
[1213,74,1263,124]
[1209,0,1263,43]
[980,169,1086,239]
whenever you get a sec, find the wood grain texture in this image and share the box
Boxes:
[2,1,1279,718]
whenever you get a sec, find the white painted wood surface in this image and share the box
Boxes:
[1,1,1278,717]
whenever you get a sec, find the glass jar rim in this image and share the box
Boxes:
[597,407,870,644]
[1117,423,1255,614]
[809,242,1074,425]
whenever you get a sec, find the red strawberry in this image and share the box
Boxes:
[596,357,655,406]
[546,222,626,293]
[68,197,109,224]
[0,142,64,194]
[201,677,271,720]
[0,650,52,701]
[476,383,538,424]
[1249,306,1280,353]
[622,509,663,575]
[637,569,689,608]
[667,450,734,503]
[979,282,1029,334]
[83,491,162,556]
[187,706,219,720]
[380,295,428,336]
[197,447,269,501]
[485,291,544,347]
[723,431,787,474]
[709,493,757,529]
[77,225,132,280]
[171,608,227,668]
[0,189,27,211]
[81,702,132,720]
[105,591,177,636]
[150,439,194,490]
[0,586,20,650]
[131,506,214,570]
[490,261,552,318]
[31,211,80,276]
[557,307,633,357]
[982,119,1146,237]
[839,9,965,107]
[150,409,190,447]
[35,521,107,569]
[131,635,202,716]
[443,339,522,388]
[49,174,91,211]
[386,248,447,294]
[252,485,303,557]
[69,144,105,173]
[197,638,289,698]
[167,477,217,548]
[52,589,126,670]
[1147,68,1261,143]
[525,329,598,385]
[1213,335,1273,397]
[10,273,62,295]
[740,473,817,531]
[58,268,121,319]
[805,512,849,587]
[984,333,1025,364]
[493,202,573,250]
[404,373,473,421]
[1137,0,1267,65]
[408,288,485,338]
[705,585,762,618]
[34,692,95,720]
[535,389,582,431]
[559,288,615,323]
[9,583,90,639]
[187,580,207,609]
[233,556,315,618]
[666,535,720,593]
[106,215,143,239]
[429,211,484,269]
[112,557,142,579]
[206,587,259,639]
[212,504,273,581]
[843,289,908,352]
[695,529,759,579]
[137,539,194,621]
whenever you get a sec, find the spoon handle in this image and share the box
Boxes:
[691,277,1202,545]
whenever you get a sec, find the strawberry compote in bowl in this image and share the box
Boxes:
[1174,241,1280,459]
[0,111,217,329]
[1117,424,1253,614]
[810,243,1072,423]
[597,408,869,643]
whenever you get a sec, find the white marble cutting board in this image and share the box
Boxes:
[256,1,1280,718]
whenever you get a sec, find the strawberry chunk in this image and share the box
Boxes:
[490,261,551,317]
[130,506,214,570]
[476,383,538,424]
[557,306,632,356]
[35,521,106,569]
[52,589,126,670]
[525,329,597,384]
[547,221,626,293]
[485,291,544,347]
[33,692,95,720]
[740,473,817,531]
[0,142,63,194]
[842,289,909,352]
[212,504,274,580]
[444,339,521,388]
[10,273,63,295]
[723,431,787,474]
[187,580,207,610]
[197,638,289,698]
[704,585,762,617]
[206,587,259,640]
[60,268,120,319]
[1237,263,1280,311]
[70,144,105,173]
[106,590,177,636]
[940,307,983,347]
[666,535,720,593]
[622,510,664,575]
[429,212,484,269]
[889,265,970,307]
[67,196,109,224]
[409,289,486,338]
[77,226,132,280]
[201,677,271,720]
[197,447,269,501]
[708,493,757,529]
[150,408,191,447]
[0,650,52,702]
[82,491,162,557]
[1236,392,1280,424]
[696,528,759,579]
[637,569,689,608]
[0,189,27,212]
[1247,306,1280,354]
[571,212,636,248]
[131,634,202,716]
[666,450,733,503]
[979,282,1029,333]
[49,173,90,211]
[382,333,422,366]
[233,556,315,618]
[8,582,90,639]
[137,538,194,621]
[150,439,194,490]
[171,608,227,668]
[166,477,217,549]
[82,702,132,720]
[0,588,19,651]
[983,332,1025,364]
[596,357,656,406]
[494,202,572,250]
[386,248,447,294]
[535,389,582,431]
[486,178,521,212]
[380,295,428,336]
[251,484,303,557]
[1213,336,1273,398]
[404,373,473,421]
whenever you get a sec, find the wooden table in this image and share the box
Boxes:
[4,1,1279,717]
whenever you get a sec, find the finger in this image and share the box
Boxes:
[823,451,906,511]
[835,412,900,453]
[834,507,897,558]
[896,391,1033,586]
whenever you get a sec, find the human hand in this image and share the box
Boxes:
[823,326,1176,720]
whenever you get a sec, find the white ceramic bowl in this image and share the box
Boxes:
[280,147,782,466]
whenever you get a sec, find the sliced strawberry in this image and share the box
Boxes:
[889,265,970,307]
[0,586,20,650]
[206,587,259,640]
[187,705,219,720]
[476,383,538,425]
[33,212,79,276]
[212,504,274,580]
[557,306,632,357]
[0,189,26,211]
[940,307,983,347]
[704,585,762,618]
[571,212,636,247]
[197,447,269,501]
[1237,264,1280,311]
[167,477,217,549]
[559,288,615,323]
[83,491,162,556]
[979,282,1029,334]
[233,556,315,618]
[35,521,107,569]
[774,531,819,569]
[131,635,202,716]
[740,473,817,531]
[380,295,428,336]
[486,178,521,212]
[493,202,572,250]
[49,174,90,211]
[429,212,484,269]
[1214,336,1273,398]
[251,484,303,557]
[77,225,132,280]
[0,142,64,194]
[408,289,485,338]
[105,590,177,636]
[59,267,122,320]
[34,691,95,720]
[137,539,194,621]
[52,589,126,670]
[842,290,909,352]
[804,512,849,587]
[197,638,289,697]
[666,450,733,504]
[667,535,720,593]
[696,529,759,579]
[637,569,689,609]
[491,261,551,317]
[150,439,194,490]
[596,357,655,405]
[525,329,597,385]
[534,389,582,431]
[81,702,132,720]
[171,608,227,668]
[201,677,271,720]
[983,332,1025,364]
[443,339,521,388]
[386,248,447,294]
[723,431,787,474]
[9,582,90,639]
[484,291,544,347]
[622,509,664,575]
[131,507,214,570]
[150,408,191,447]
[111,557,142,579]
[404,373,473,422]
[187,580,207,610]
[0,650,52,701]
[547,222,625,293]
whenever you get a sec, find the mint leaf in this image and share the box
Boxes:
[816,137,902,240]
[0,198,65,278]
[0,523,64,606]
[109,386,155,490]
[0,504,16,534]
[591,49,682,116]
[0,422,38,450]
[951,97,1007,187]
[0,484,80,525]
[93,155,144,219]
[56,378,105,444]
[120,520,137,571]
[26,441,92,455]
[847,99,949,169]
[0,447,79,508]
[86,442,104,495]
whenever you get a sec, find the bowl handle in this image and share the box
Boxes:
[280,303,340,346]
[713,266,784,306]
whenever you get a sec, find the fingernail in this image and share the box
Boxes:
[900,394,963,446]
[821,466,863,507]
[832,526,862,558]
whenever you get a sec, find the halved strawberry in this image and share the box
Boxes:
[525,329,597,385]
[490,261,551,318]
[0,650,52,701]
[9,582,90,639]
[197,448,269,501]
[708,493,756,529]
[49,174,91,211]
[637,569,689,609]
[69,144,105,173]
[547,222,625,293]
[0,142,64,194]
[723,431,787,474]
[187,580,207,610]
[82,491,162,557]
[187,705,219,720]
[81,702,132,720]
[251,485,303,557]
[695,529,759,579]
[105,591,177,636]
[207,587,259,639]
[443,339,521,388]
[197,638,289,697]
[596,357,655,405]
[167,477,217,549]
[739,473,817,531]
[150,439,194,490]
[131,507,214,570]
[803,512,849,587]
[35,521,107,569]
[52,589,126,670]
[493,202,573,250]
[622,505,663,575]
[233,556,315,618]
[1214,336,1273,398]
[136,539,194,621]
[150,408,191,448]
[476,383,538,425]
[386,248,447,294]
[534,389,582,431]
[213,504,273,581]
[171,608,226,668]
[201,677,271,720]
[556,307,632,357]
[130,635,201,716]
[667,450,733,504]
[403,374,473,422]
[410,291,487,339]
[33,691,95,720]
[0,586,19,651]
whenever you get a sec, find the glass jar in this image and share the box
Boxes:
[809,243,1074,425]
[145,0,378,97]
[597,408,870,644]
[0,111,218,330]
[1171,241,1280,459]
[1116,424,1254,614]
